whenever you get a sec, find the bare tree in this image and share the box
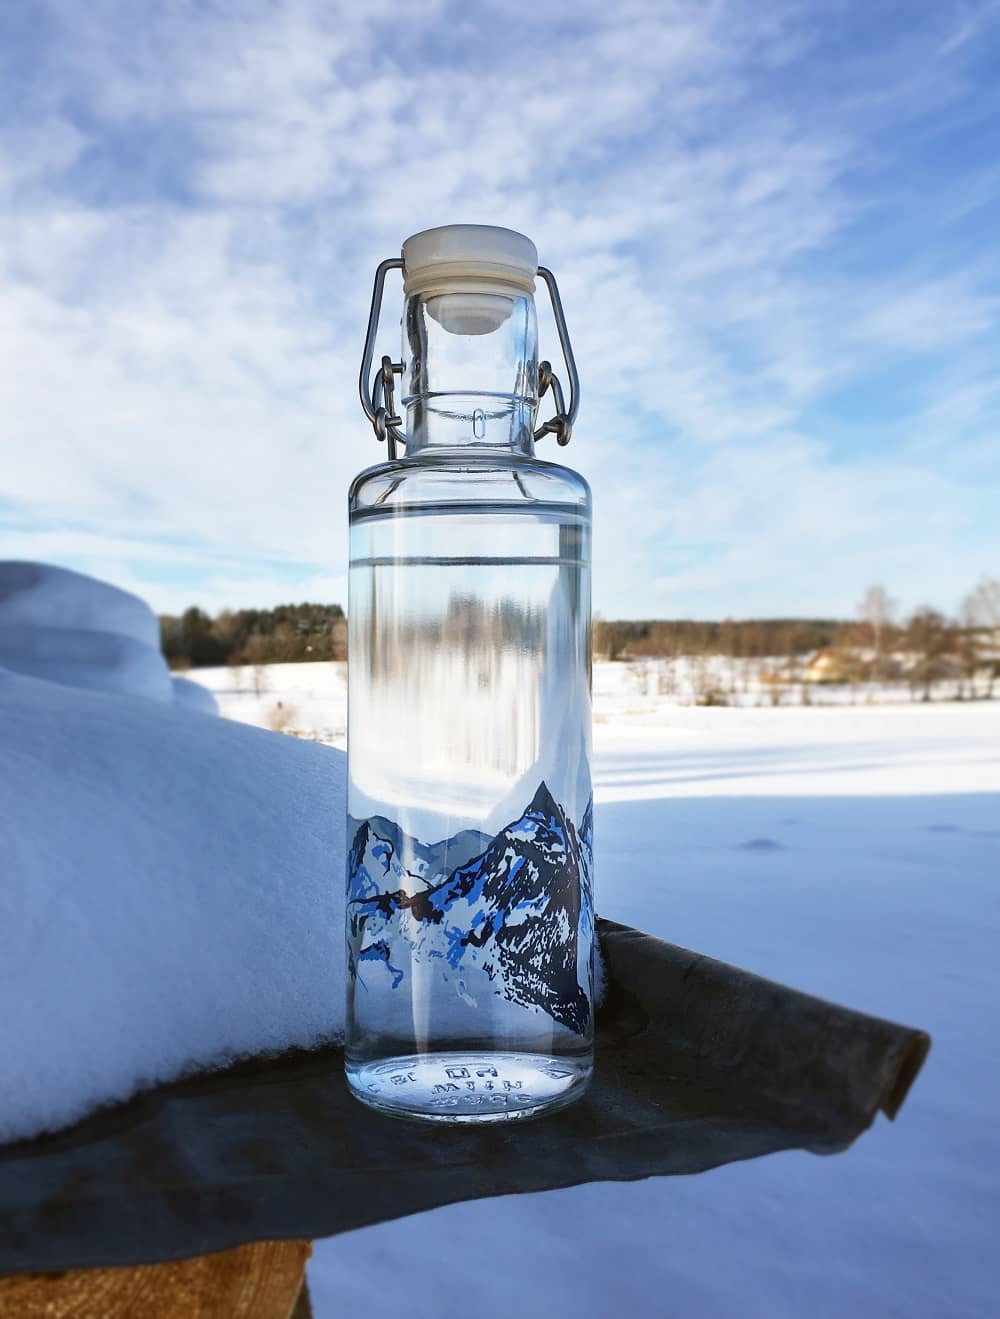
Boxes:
[905,608,951,702]
[330,615,348,662]
[858,584,896,679]
[690,656,727,706]
[593,612,609,661]
[961,577,1000,698]
[656,658,677,697]
[718,619,740,695]
[627,660,649,697]
[226,653,244,694]
[963,577,1000,629]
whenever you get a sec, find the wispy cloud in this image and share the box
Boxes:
[2,0,999,617]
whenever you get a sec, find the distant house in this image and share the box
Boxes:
[804,649,853,684]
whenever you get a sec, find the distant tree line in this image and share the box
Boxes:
[593,617,850,661]
[160,576,999,703]
[596,577,1000,702]
[161,603,347,668]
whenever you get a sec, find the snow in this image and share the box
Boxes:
[185,662,1000,1319]
[0,658,344,1143]
[0,562,173,702]
[592,652,978,707]
[194,660,348,742]
[170,674,219,715]
[0,624,175,703]
[0,562,160,649]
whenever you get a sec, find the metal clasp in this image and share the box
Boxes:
[533,266,580,447]
[359,257,580,452]
[359,258,406,460]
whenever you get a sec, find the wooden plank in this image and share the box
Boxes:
[0,1238,312,1317]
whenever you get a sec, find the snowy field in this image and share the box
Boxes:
[187,661,1000,1319]
[189,656,984,739]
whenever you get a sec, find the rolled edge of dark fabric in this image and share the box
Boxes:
[596,918,931,1142]
[0,918,931,1275]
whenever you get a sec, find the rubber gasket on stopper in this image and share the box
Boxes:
[402,224,538,302]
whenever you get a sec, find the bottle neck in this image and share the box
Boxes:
[400,291,539,456]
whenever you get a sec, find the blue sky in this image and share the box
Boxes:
[2,0,998,620]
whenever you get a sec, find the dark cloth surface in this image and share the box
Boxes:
[0,919,929,1274]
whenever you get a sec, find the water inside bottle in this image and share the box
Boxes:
[346,498,594,1121]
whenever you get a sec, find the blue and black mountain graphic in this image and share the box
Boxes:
[347,814,490,904]
[348,782,592,1034]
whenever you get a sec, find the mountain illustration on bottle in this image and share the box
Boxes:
[347,782,593,1034]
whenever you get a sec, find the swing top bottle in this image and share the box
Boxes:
[346,225,594,1123]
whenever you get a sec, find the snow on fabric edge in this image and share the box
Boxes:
[0,668,345,1144]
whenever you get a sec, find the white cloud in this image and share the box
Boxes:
[855,275,999,352]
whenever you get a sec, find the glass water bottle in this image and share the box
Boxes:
[346,225,593,1122]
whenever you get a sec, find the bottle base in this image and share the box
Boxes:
[345,1051,592,1124]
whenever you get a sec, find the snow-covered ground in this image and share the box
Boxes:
[188,662,1000,1319]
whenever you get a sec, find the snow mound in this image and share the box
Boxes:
[0,562,173,702]
[0,624,174,703]
[171,674,220,715]
[0,667,345,1144]
[0,562,160,648]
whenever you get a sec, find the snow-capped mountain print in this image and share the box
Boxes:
[347,814,491,904]
[347,783,593,1034]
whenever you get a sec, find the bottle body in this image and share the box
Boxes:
[345,454,593,1122]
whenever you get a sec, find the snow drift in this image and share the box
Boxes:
[0,560,208,709]
[0,561,160,649]
[0,563,345,1143]
[0,667,346,1143]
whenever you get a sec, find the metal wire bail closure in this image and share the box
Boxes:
[358,258,405,460]
[532,267,580,446]
[359,256,580,453]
